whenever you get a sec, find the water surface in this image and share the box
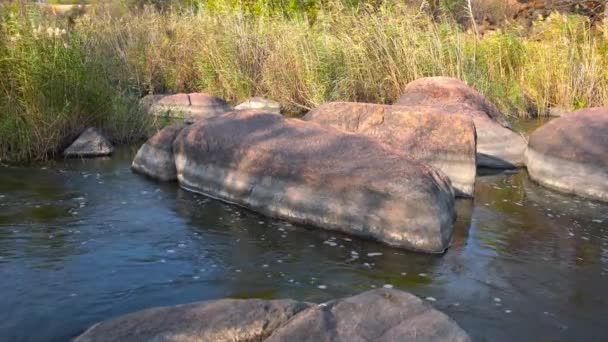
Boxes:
[0,147,607,341]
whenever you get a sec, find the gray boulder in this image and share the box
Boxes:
[267,289,470,342]
[394,77,526,168]
[235,97,281,113]
[304,102,477,197]
[526,107,608,202]
[141,93,232,122]
[63,127,113,157]
[173,110,455,253]
[75,298,310,342]
[75,289,470,342]
[131,124,186,181]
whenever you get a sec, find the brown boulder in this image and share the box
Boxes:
[131,124,186,181]
[141,93,232,122]
[173,110,456,253]
[75,289,470,342]
[63,127,113,158]
[303,102,477,197]
[394,77,526,168]
[395,77,509,126]
[526,107,608,202]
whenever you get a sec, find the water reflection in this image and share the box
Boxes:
[0,148,606,342]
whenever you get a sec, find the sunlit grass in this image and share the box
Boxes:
[1,2,607,162]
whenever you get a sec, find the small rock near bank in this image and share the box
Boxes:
[141,92,232,123]
[235,97,281,114]
[63,127,113,158]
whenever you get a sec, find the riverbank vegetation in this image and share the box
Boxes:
[1,0,607,162]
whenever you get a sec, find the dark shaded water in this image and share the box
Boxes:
[1,148,607,342]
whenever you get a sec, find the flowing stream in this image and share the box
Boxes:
[1,144,607,341]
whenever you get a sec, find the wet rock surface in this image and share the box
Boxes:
[304,102,477,197]
[131,124,187,181]
[394,77,526,168]
[141,93,232,122]
[75,289,470,342]
[63,127,114,157]
[526,107,608,202]
[173,110,456,253]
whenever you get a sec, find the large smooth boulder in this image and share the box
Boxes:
[173,110,456,253]
[63,127,113,157]
[141,93,232,122]
[525,107,608,202]
[394,77,526,168]
[131,124,186,181]
[303,102,477,197]
[75,289,470,342]
[235,97,281,114]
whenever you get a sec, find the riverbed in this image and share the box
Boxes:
[1,147,607,341]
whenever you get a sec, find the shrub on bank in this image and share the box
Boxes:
[0,7,151,162]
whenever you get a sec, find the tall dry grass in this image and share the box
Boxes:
[1,2,607,161]
[77,3,608,114]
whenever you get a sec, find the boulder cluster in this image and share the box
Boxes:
[127,77,608,253]
[73,76,608,341]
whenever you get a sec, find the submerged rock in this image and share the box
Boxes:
[141,93,232,122]
[525,107,608,202]
[394,77,526,168]
[131,124,186,181]
[304,102,477,197]
[235,97,281,113]
[173,110,455,253]
[63,127,113,157]
[75,289,470,342]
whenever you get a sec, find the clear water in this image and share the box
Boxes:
[0,147,607,342]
